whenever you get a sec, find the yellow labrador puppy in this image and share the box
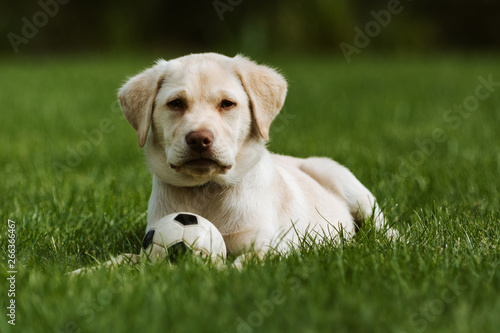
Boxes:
[118,53,396,257]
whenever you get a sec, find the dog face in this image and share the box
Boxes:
[118,53,287,187]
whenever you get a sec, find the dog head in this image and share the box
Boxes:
[118,53,287,187]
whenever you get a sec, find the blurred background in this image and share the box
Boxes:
[2,0,500,58]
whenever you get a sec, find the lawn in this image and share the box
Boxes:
[1,53,499,333]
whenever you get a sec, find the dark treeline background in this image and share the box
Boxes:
[2,0,500,56]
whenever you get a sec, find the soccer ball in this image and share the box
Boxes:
[141,212,226,262]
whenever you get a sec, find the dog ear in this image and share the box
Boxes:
[234,55,287,140]
[118,60,168,147]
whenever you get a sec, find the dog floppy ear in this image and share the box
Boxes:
[234,55,287,140]
[118,60,168,147]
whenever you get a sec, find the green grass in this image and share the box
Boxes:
[1,53,500,333]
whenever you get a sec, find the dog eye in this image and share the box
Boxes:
[220,100,236,109]
[167,99,184,109]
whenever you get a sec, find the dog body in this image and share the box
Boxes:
[119,53,392,255]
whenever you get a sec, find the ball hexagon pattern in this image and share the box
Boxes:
[141,212,226,262]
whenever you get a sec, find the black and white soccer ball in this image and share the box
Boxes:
[141,212,226,262]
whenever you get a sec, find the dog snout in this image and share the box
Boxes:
[185,130,214,152]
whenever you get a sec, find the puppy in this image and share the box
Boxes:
[118,53,396,257]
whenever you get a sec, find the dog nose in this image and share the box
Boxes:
[185,130,214,152]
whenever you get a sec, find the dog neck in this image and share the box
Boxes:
[146,151,274,227]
